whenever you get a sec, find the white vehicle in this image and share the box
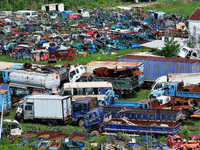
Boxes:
[16,95,71,126]
[156,96,171,105]
[151,73,200,92]
[13,10,38,19]
[69,65,86,82]
[1,119,23,136]
[59,81,113,101]
[178,46,200,59]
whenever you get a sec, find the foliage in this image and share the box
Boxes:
[0,0,132,11]
[187,40,195,48]
[120,88,151,102]
[178,126,191,140]
[153,37,180,57]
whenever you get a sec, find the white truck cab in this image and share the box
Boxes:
[69,65,86,82]
[2,119,23,136]
[178,46,199,59]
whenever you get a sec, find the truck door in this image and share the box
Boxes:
[168,85,176,96]
[23,104,34,120]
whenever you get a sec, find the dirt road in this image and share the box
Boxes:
[0,61,22,69]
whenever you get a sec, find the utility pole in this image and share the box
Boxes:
[0,90,5,144]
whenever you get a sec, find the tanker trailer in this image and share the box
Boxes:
[9,70,60,95]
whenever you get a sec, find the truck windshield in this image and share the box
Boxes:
[73,103,82,112]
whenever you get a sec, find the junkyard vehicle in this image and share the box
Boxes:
[188,135,200,144]
[180,82,200,93]
[151,82,200,105]
[1,119,23,136]
[167,135,184,148]
[156,97,199,118]
[71,97,98,126]
[84,107,181,137]
[69,65,86,83]
[98,91,147,108]
[92,67,144,97]
[151,73,200,92]
[61,137,81,150]
[15,95,71,126]
[104,106,182,122]
[59,81,113,101]
[178,46,200,59]
[175,144,200,150]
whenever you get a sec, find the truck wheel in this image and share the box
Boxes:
[115,91,121,99]
[47,120,56,126]
[78,118,84,127]
[90,130,100,137]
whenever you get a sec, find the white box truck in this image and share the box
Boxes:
[16,95,71,126]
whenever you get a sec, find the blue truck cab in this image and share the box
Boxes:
[83,107,105,131]
[147,81,184,99]
[72,97,98,126]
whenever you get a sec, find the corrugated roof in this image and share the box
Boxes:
[119,55,200,63]
[87,61,143,66]
[188,8,200,20]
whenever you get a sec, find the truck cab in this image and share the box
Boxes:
[69,65,86,82]
[148,82,184,98]
[72,97,98,126]
[178,46,200,59]
[84,107,106,131]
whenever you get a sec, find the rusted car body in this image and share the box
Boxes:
[176,144,200,150]
[156,98,199,117]
[188,135,200,144]
[93,67,143,78]
[180,83,200,93]
[167,135,184,148]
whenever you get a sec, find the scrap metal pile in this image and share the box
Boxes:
[0,7,188,62]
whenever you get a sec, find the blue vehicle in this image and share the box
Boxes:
[83,107,181,137]
[98,90,147,108]
[104,107,182,122]
[71,97,98,126]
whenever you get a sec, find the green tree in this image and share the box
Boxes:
[154,37,180,57]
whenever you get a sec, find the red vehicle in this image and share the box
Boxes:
[188,135,200,144]
[176,144,200,150]
[167,135,184,148]
[11,46,29,56]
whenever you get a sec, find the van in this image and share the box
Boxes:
[13,10,38,19]
[59,81,113,101]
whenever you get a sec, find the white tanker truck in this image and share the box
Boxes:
[9,70,60,94]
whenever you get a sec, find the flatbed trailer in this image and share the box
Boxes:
[84,107,181,136]
[103,107,182,122]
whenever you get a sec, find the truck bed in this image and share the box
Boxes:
[104,119,181,135]
[93,76,138,91]
[177,92,200,105]
[104,107,182,122]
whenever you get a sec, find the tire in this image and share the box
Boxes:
[90,130,100,137]
[78,118,84,127]
[114,91,121,99]
[47,120,57,126]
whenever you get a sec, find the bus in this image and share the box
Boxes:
[59,81,113,101]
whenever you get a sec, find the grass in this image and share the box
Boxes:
[120,88,151,102]
[144,0,200,18]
